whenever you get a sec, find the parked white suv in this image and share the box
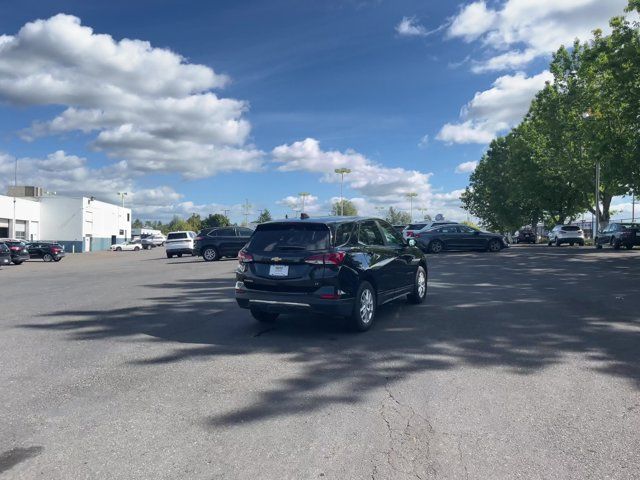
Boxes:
[165,231,196,258]
[548,225,585,246]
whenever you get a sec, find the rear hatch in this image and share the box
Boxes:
[166,232,191,249]
[242,222,332,293]
[621,224,640,244]
[560,226,582,236]
[404,223,427,238]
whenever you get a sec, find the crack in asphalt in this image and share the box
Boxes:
[371,378,438,480]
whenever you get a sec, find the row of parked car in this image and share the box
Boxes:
[512,221,640,250]
[0,239,66,268]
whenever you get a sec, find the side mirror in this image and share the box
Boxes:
[408,238,416,247]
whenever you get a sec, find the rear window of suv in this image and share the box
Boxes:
[167,232,188,240]
[562,226,580,231]
[247,223,330,252]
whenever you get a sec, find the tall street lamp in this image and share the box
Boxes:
[334,168,351,216]
[117,192,128,208]
[298,192,310,214]
[406,192,418,221]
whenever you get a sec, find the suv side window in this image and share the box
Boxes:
[458,226,476,234]
[335,222,355,246]
[237,228,253,237]
[217,228,235,236]
[206,229,219,237]
[358,221,385,246]
[376,220,403,247]
[439,226,459,233]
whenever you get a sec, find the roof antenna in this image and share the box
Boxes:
[300,212,309,220]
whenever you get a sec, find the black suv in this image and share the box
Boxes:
[514,229,537,244]
[194,226,253,261]
[595,222,640,250]
[0,239,31,264]
[26,242,66,262]
[235,216,427,331]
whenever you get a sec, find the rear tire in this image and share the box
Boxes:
[167,253,173,258]
[54,258,61,262]
[429,240,443,254]
[596,243,602,249]
[12,260,23,265]
[625,244,633,250]
[250,309,279,323]
[350,281,376,332]
[555,239,561,247]
[177,253,183,258]
[43,253,53,262]
[134,247,140,251]
[488,239,501,252]
[570,242,574,246]
[613,239,621,250]
[202,247,219,262]
[407,266,427,304]
[116,247,122,251]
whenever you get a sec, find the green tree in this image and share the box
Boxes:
[255,209,273,223]
[385,207,412,225]
[186,213,202,232]
[331,199,358,216]
[132,218,143,229]
[201,213,230,228]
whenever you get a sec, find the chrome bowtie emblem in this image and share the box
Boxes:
[271,257,282,262]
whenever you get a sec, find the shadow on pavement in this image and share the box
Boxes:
[21,248,640,427]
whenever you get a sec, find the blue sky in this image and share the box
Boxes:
[0,0,631,223]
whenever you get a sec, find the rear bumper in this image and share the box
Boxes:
[235,282,354,317]
[11,253,30,262]
[0,256,10,265]
[166,248,193,254]
[556,237,584,244]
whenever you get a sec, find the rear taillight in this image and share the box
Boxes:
[407,231,414,237]
[9,246,19,251]
[238,250,254,263]
[195,236,203,241]
[305,251,346,266]
[51,248,60,254]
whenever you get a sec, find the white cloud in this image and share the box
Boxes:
[447,1,497,42]
[418,134,429,149]
[0,14,263,177]
[447,0,630,72]
[395,16,444,38]
[437,70,553,144]
[455,161,478,174]
[271,138,466,220]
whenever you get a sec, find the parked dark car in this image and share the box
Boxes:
[513,229,537,244]
[26,242,66,262]
[0,239,31,264]
[194,226,253,261]
[595,222,640,250]
[235,216,427,331]
[0,242,11,267]
[415,224,508,253]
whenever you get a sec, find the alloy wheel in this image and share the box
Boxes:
[417,270,426,298]
[360,288,374,325]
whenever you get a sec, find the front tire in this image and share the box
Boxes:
[407,266,427,304]
[596,243,602,249]
[116,247,122,251]
[250,309,279,323]
[555,239,561,247]
[167,253,173,258]
[43,253,54,262]
[134,247,140,251]
[625,244,633,250]
[177,253,183,258]
[202,247,219,262]
[350,281,376,332]
[429,240,443,254]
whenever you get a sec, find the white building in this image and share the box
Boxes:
[0,191,131,252]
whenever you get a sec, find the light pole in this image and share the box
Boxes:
[406,192,418,222]
[117,192,128,208]
[242,199,251,226]
[632,190,636,223]
[334,168,351,216]
[11,156,17,238]
[298,192,310,214]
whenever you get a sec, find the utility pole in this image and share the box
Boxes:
[12,156,17,238]
[406,192,418,222]
[632,190,636,223]
[242,199,251,226]
[334,168,351,216]
[298,192,310,214]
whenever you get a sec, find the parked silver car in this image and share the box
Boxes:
[548,225,585,246]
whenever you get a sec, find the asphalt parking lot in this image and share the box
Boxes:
[1,246,639,479]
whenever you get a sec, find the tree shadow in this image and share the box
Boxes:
[20,248,640,427]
